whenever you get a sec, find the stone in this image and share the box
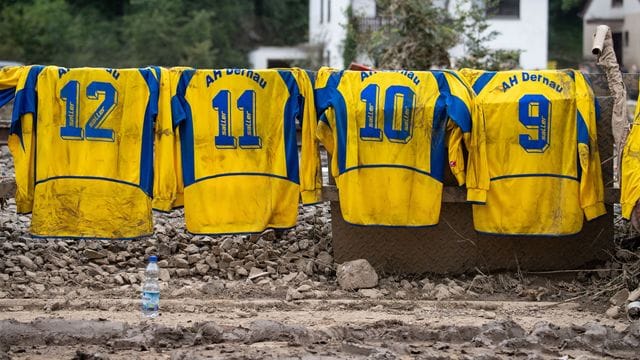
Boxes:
[285,288,304,301]
[628,287,640,302]
[336,259,378,290]
[83,249,106,259]
[248,267,269,281]
[187,254,201,264]
[50,276,65,286]
[16,255,37,271]
[296,284,312,292]
[395,290,407,299]
[159,268,171,282]
[201,280,225,295]
[173,257,189,268]
[400,279,412,290]
[195,264,210,276]
[316,251,333,265]
[282,272,298,283]
[605,305,620,319]
[610,289,630,306]
[176,269,190,277]
[434,284,452,301]
[220,238,234,251]
[298,239,310,250]
[220,252,234,263]
[359,288,383,299]
[235,267,248,277]
[185,244,199,254]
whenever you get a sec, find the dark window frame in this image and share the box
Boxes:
[487,0,520,19]
[611,0,623,8]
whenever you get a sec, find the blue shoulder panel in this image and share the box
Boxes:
[278,70,301,184]
[430,71,452,182]
[472,71,496,95]
[577,110,589,146]
[304,69,316,88]
[138,68,159,197]
[0,87,15,109]
[175,70,196,186]
[10,65,44,147]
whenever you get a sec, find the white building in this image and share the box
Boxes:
[582,0,640,71]
[250,0,549,70]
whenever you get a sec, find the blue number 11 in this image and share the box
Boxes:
[213,89,262,149]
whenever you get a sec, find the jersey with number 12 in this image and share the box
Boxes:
[459,69,605,235]
[10,66,158,238]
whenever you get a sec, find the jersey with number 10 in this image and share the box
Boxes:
[172,69,320,234]
[10,66,158,238]
[315,70,487,226]
[459,69,605,235]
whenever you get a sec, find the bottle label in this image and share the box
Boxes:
[142,291,159,312]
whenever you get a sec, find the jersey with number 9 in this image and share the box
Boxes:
[458,69,605,235]
[9,66,158,238]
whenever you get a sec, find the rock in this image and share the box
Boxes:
[197,322,223,343]
[159,268,170,282]
[286,288,304,301]
[16,255,37,270]
[296,284,312,292]
[236,267,248,277]
[359,288,383,299]
[176,269,190,277]
[248,267,269,281]
[187,254,201,264]
[282,272,298,283]
[220,252,234,263]
[83,249,106,259]
[185,244,199,254]
[395,290,407,299]
[316,251,333,265]
[195,263,209,275]
[298,239,310,250]
[605,305,620,319]
[201,280,225,295]
[50,276,65,286]
[610,289,630,306]
[434,284,452,301]
[400,279,412,290]
[628,287,640,302]
[220,238,234,251]
[173,257,189,268]
[336,259,378,290]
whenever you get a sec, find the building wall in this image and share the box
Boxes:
[448,0,548,69]
[248,47,309,69]
[624,12,640,71]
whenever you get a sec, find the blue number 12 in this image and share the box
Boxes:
[60,81,117,142]
[213,89,262,149]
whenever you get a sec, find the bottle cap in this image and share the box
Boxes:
[149,255,158,262]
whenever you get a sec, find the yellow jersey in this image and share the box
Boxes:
[0,65,25,108]
[9,66,158,239]
[459,69,605,235]
[315,69,487,226]
[171,68,320,234]
[621,79,640,219]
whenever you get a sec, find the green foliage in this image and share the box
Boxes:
[455,0,521,70]
[548,0,587,68]
[342,6,358,68]
[351,0,522,70]
[0,0,308,68]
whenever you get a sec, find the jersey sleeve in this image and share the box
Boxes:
[153,67,190,211]
[0,66,24,108]
[621,78,640,219]
[314,68,339,182]
[293,69,322,205]
[7,65,43,214]
[574,71,606,220]
[442,71,490,203]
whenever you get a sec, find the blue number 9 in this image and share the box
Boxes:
[518,94,551,153]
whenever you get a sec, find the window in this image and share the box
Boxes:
[328,0,331,23]
[611,0,623,7]
[320,0,324,24]
[625,31,629,47]
[487,0,520,18]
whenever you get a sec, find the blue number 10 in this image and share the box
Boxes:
[359,84,415,143]
[213,89,262,149]
[518,94,551,153]
[60,81,117,142]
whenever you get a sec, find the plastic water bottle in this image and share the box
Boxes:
[141,255,160,318]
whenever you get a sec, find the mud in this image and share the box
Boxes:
[0,300,638,359]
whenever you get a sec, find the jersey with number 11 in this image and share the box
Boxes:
[172,69,319,234]
[10,66,158,238]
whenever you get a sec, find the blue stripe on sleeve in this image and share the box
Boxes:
[577,110,589,146]
[10,65,44,147]
[278,70,301,184]
[0,87,15,108]
[175,70,196,186]
[138,68,159,197]
[472,71,496,95]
